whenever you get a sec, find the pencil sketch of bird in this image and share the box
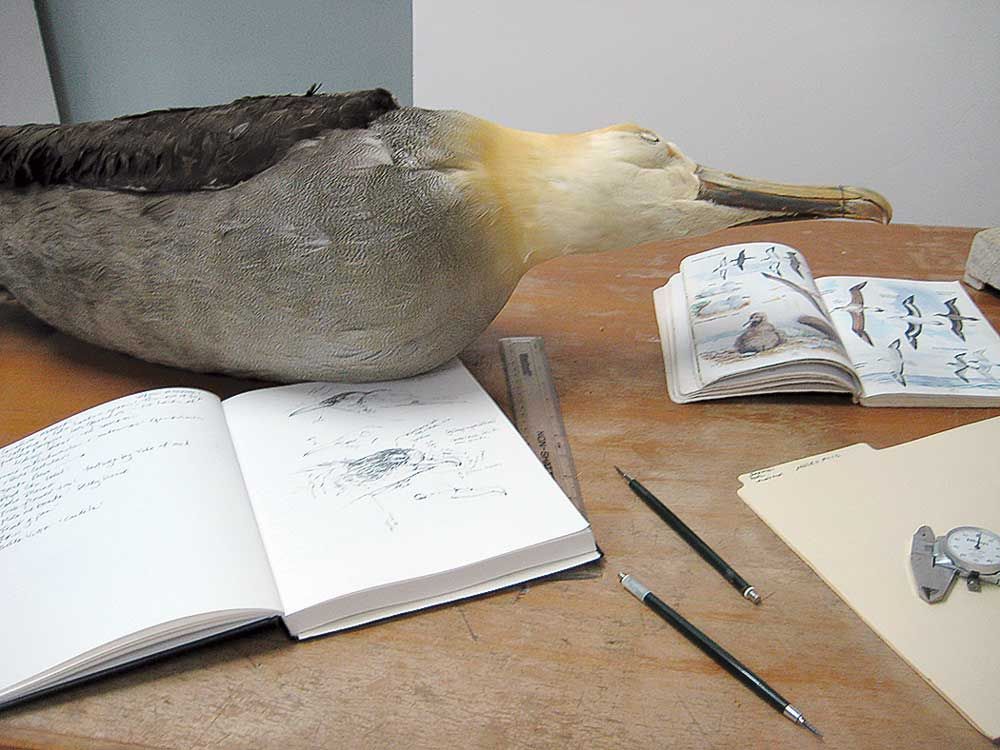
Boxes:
[0,87,892,382]
[829,281,883,346]
[735,312,784,354]
[305,447,460,502]
[288,388,391,416]
[934,298,978,341]
[288,383,456,416]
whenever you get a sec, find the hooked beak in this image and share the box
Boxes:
[695,166,892,225]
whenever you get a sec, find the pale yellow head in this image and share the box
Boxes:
[456,117,891,270]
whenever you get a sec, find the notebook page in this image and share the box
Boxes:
[222,361,592,618]
[0,389,281,700]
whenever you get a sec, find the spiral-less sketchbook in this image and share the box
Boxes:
[653,242,1000,406]
[0,361,598,708]
[738,417,1000,741]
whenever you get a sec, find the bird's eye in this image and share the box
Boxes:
[639,131,660,144]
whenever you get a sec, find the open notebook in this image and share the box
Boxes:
[0,360,598,707]
[738,417,1000,741]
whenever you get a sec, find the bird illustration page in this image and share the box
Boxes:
[680,243,855,386]
[815,277,1000,403]
[654,242,1000,406]
[221,360,598,637]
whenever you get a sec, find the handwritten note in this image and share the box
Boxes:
[744,450,849,485]
[0,385,286,703]
[0,389,210,552]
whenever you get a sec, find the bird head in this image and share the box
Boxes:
[467,119,891,268]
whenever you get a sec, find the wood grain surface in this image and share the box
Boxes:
[1,221,997,749]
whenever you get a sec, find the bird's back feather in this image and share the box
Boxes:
[0,88,398,192]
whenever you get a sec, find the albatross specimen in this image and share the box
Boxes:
[0,88,892,382]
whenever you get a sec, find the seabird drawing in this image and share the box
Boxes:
[949,352,972,383]
[764,246,783,275]
[288,388,391,416]
[734,312,784,354]
[897,295,945,349]
[935,298,978,341]
[712,255,730,281]
[303,446,462,529]
[948,350,995,383]
[0,88,892,382]
[732,248,753,271]
[785,251,804,278]
[829,281,883,346]
[901,296,923,348]
[887,338,906,386]
[761,272,827,316]
[971,350,995,380]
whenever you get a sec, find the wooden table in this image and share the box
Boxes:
[1,222,996,749]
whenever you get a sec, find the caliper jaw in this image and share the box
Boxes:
[910,525,957,604]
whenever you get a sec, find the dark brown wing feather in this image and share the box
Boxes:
[0,87,398,192]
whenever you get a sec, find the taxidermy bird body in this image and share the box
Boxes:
[0,89,891,382]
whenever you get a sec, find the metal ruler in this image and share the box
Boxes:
[499,336,587,519]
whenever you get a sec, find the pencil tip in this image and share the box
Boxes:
[802,718,823,738]
[614,466,631,482]
[618,572,628,582]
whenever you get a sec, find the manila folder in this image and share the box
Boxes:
[738,416,1000,741]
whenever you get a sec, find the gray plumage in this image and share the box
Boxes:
[1,89,893,382]
[1,97,513,381]
[735,312,784,353]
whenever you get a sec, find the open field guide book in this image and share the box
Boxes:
[654,242,1000,406]
[0,361,598,708]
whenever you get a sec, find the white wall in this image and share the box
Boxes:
[0,0,59,124]
[414,1,999,227]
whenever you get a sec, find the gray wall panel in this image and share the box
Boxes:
[36,0,412,123]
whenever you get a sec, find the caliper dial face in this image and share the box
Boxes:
[944,526,1000,574]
